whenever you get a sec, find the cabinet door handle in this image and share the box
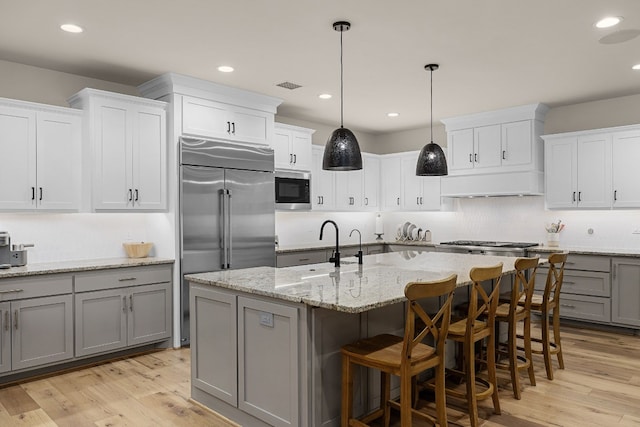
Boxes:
[226,121,231,134]
[349,197,354,205]
[128,189,133,202]
[560,303,576,309]
[469,153,473,163]
[420,197,423,205]
[31,187,35,201]
[364,197,368,206]
[474,153,478,162]
[231,122,236,135]
[572,191,576,202]
[317,196,321,205]
[118,277,136,282]
[298,258,310,262]
[320,196,323,205]
[135,189,139,202]
[129,295,133,312]
[123,296,127,313]
[397,197,400,206]
[578,191,582,202]
[293,154,297,164]
[14,309,18,330]
[416,196,420,205]
[502,150,506,160]
[290,154,293,164]
[613,264,617,280]
[3,311,8,332]
[39,187,43,201]
[614,190,617,201]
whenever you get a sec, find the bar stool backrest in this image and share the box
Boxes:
[543,253,569,307]
[512,257,540,312]
[468,263,504,330]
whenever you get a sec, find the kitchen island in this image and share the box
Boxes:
[186,251,520,427]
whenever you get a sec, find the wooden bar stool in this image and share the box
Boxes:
[341,274,457,427]
[494,256,540,399]
[438,263,503,427]
[519,252,568,380]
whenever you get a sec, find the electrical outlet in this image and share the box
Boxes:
[259,312,274,327]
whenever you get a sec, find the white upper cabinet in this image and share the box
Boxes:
[182,96,273,146]
[335,169,363,210]
[501,120,533,167]
[612,130,640,207]
[362,154,380,209]
[400,153,441,211]
[380,155,402,211]
[138,73,282,148]
[0,99,81,211]
[274,123,313,171]
[69,89,167,211]
[545,124,640,209]
[473,124,502,169]
[311,145,335,211]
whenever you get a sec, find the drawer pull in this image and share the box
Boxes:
[130,295,134,312]
[118,278,137,282]
[123,296,127,313]
[298,258,310,261]
[563,281,574,285]
[4,311,8,331]
[0,289,24,294]
[14,309,18,330]
[560,304,576,309]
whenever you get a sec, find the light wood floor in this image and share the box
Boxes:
[0,322,639,426]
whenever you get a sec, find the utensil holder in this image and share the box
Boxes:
[547,232,560,247]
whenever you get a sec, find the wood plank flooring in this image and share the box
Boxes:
[0,322,638,426]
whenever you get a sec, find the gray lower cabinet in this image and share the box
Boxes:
[276,250,327,267]
[74,264,172,357]
[0,275,74,375]
[190,284,301,427]
[75,282,171,357]
[612,257,640,327]
[534,254,611,324]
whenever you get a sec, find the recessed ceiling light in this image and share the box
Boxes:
[60,24,83,33]
[318,93,332,99]
[387,112,399,117]
[217,66,234,73]
[633,63,640,70]
[595,16,623,28]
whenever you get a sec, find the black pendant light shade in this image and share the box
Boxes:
[323,127,362,170]
[323,20,363,171]
[416,63,448,176]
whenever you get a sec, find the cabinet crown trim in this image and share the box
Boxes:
[138,73,283,114]
[542,123,640,140]
[0,96,83,116]
[67,88,168,109]
[441,103,549,131]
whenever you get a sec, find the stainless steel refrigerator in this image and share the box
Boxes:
[180,137,275,344]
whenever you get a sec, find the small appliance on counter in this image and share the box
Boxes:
[0,231,34,268]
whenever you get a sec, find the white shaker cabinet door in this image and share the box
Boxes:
[0,302,10,374]
[181,96,230,140]
[93,101,131,210]
[612,130,640,207]
[401,154,422,210]
[447,128,474,172]
[230,105,272,146]
[501,120,532,167]
[380,155,402,210]
[577,133,611,208]
[311,145,335,210]
[132,106,167,210]
[362,154,380,209]
[545,137,577,209]
[473,124,502,169]
[0,106,36,210]
[274,128,293,170]
[36,111,81,210]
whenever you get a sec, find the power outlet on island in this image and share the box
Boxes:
[259,311,274,328]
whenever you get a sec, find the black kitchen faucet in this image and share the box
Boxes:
[319,220,340,268]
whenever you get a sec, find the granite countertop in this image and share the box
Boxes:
[276,240,436,254]
[0,257,174,279]
[530,245,640,257]
[186,251,517,314]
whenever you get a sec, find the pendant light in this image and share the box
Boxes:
[323,21,362,171]
[416,64,448,176]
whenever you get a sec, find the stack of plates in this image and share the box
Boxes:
[395,222,431,242]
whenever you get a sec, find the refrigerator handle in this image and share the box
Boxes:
[220,189,228,269]
[228,189,233,268]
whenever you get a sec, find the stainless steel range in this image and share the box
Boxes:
[436,240,540,257]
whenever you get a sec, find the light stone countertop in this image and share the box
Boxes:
[530,245,640,257]
[0,257,174,279]
[186,251,517,314]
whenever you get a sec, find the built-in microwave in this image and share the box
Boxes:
[275,171,311,210]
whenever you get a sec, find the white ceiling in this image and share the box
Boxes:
[1,0,639,134]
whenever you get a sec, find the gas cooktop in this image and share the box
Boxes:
[438,240,539,249]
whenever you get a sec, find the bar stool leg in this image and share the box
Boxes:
[400,367,412,427]
[553,307,565,370]
[487,333,501,414]
[464,339,480,427]
[435,360,448,427]
[541,309,554,380]
[382,372,391,427]
[524,315,536,386]
[508,319,522,399]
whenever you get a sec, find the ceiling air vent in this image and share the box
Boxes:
[276,81,302,90]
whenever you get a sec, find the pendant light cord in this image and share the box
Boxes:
[430,67,433,143]
[340,28,344,128]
